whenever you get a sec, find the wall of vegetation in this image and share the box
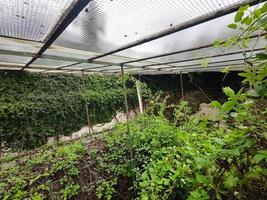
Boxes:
[0,71,146,150]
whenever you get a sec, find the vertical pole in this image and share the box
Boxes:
[82,72,92,134]
[0,141,2,158]
[180,72,184,100]
[136,80,143,113]
[120,64,132,159]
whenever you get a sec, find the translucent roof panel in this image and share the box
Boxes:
[24,68,46,73]
[44,45,100,60]
[65,63,105,70]
[95,54,168,67]
[0,36,42,53]
[179,65,248,73]
[0,0,265,74]
[161,60,247,72]
[0,54,32,64]
[31,58,76,68]
[146,36,266,65]
[0,66,22,71]
[0,62,24,70]
[143,47,264,71]
[0,0,77,41]
[49,0,265,74]
[43,45,170,70]
[54,0,241,55]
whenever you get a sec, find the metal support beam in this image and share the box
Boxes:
[158,58,253,71]
[99,48,263,73]
[171,62,246,72]
[61,34,265,72]
[143,48,264,68]
[22,0,91,70]
[0,49,142,70]
[175,64,257,73]
[121,33,266,65]
[0,34,44,43]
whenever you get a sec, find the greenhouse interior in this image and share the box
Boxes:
[0,0,267,199]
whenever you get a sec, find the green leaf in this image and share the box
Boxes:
[221,101,236,112]
[222,66,231,73]
[245,17,253,25]
[253,150,267,163]
[258,63,267,80]
[224,175,239,189]
[239,71,254,83]
[188,189,209,200]
[262,2,267,12]
[196,174,209,184]
[256,53,267,60]
[253,9,262,18]
[213,38,223,48]
[227,23,238,29]
[200,58,209,67]
[223,87,235,98]
[253,154,266,163]
[211,101,221,108]
[235,10,244,22]
[241,16,252,25]
[239,5,249,12]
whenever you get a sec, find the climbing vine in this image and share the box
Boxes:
[0,71,149,150]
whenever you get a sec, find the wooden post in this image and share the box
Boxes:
[120,64,132,159]
[180,72,184,100]
[0,141,2,158]
[82,72,92,134]
[136,80,143,113]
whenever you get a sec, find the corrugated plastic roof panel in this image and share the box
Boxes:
[0,36,42,53]
[0,0,265,74]
[0,0,78,41]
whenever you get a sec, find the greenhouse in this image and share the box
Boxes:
[0,0,266,199]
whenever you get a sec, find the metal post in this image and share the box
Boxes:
[180,72,184,100]
[82,72,92,134]
[121,64,132,159]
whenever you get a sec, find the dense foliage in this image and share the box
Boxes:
[0,71,147,149]
[1,92,266,199]
[0,141,87,199]
[103,92,266,200]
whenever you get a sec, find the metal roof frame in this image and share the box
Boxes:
[0,0,265,74]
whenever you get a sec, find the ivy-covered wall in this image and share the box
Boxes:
[0,71,141,150]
